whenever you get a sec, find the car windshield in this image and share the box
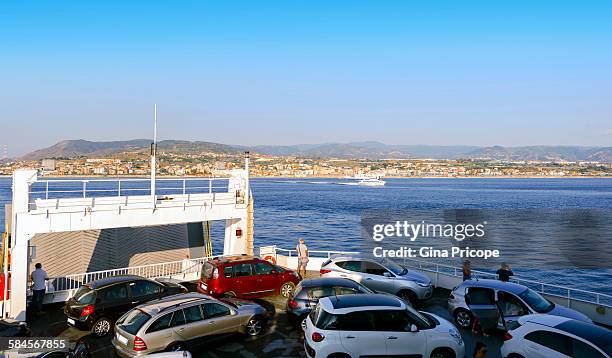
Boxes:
[406,305,434,329]
[116,309,151,335]
[73,286,96,304]
[381,258,407,276]
[518,288,554,313]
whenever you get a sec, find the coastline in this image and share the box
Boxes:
[0,174,610,179]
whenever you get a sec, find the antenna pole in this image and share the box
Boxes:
[151,104,157,208]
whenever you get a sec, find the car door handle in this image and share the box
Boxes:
[387,336,398,339]
[208,321,216,324]
[344,336,355,339]
[365,278,373,280]
[339,274,347,278]
[178,328,185,332]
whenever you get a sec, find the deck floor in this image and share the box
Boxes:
[26,271,503,358]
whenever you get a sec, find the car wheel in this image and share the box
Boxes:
[280,282,295,298]
[92,317,112,337]
[245,316,264,336]
[327,354,351,358]
[454,309,472,329]
[222,291,236,298]
[430,348,455,358]
[398,289,417,306]
[167,342,186,351]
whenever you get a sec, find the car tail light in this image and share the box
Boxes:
[212,267,219,280]
[134,336,148,351]
[80,305,94,317]
[319,269,331,275]
[312,332,325,342]
[503,332,513,341]
[288,300,299,309]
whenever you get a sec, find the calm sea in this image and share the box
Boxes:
[1,177,611,295]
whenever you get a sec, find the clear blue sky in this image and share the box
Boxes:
[1,1,611,156]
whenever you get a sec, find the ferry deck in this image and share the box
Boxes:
[1,160,610,357]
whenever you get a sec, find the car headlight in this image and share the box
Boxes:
[416,281,430,287]
[449,328,463,344]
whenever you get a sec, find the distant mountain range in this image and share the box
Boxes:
[18,139,612,162]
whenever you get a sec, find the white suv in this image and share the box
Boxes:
[302,294,464,358]
[501,314,611,358]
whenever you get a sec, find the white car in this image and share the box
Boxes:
[302,294,464,358]
[501,314,611,358]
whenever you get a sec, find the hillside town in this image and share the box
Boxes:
[0,151,610,177]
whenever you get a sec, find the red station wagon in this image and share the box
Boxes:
[197,255,301,298]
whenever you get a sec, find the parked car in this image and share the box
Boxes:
[197,255,300,298]
[0,318,31,337]
[287,277,374,323]
[64,275,188,337]
[319,254,433,304]
[112,292,268,357]
[141,352,191,358]
[303,294,464,358]
[448,279,592,330]
[30,340,91,358]
[501,314,611,358]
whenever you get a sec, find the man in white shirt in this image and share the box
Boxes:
[296,238,309,278]
[31,263,49,313]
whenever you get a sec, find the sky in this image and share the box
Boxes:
[1,1,611,157]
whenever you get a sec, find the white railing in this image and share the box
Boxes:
[274,247,358,259]
[28,177,230,203]
[271,247,612,309]
[48,256,217,293]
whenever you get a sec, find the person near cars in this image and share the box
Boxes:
[296,238,309,278]
[30,263,49,313]
[496,263,513,282]
[473,342,488,358]
[462,260,471,281]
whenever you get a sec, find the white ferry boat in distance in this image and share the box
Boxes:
[356,176,386,186]
[343,173,386,186]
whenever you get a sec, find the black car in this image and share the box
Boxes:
[0,318,31,336]
[286,277,373,323]
[64,275,187,337]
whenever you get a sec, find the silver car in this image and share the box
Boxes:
[112,293,268,357]
[319,254,433,304]
[448,279,592,330]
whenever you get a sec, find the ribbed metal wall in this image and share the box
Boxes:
[29,224,205,276]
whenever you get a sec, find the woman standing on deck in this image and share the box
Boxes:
[463,260,472,281]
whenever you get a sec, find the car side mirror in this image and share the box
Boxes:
[409,324,418,332]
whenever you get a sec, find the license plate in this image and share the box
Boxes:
[116,333,128,345]
[67,318,75,325]
[200,282,207,290]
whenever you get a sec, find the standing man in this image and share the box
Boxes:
[31,263,49,314]
[296,238,309,278]
[496,263,514,282]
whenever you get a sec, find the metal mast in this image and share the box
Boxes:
[151,104,157,208]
